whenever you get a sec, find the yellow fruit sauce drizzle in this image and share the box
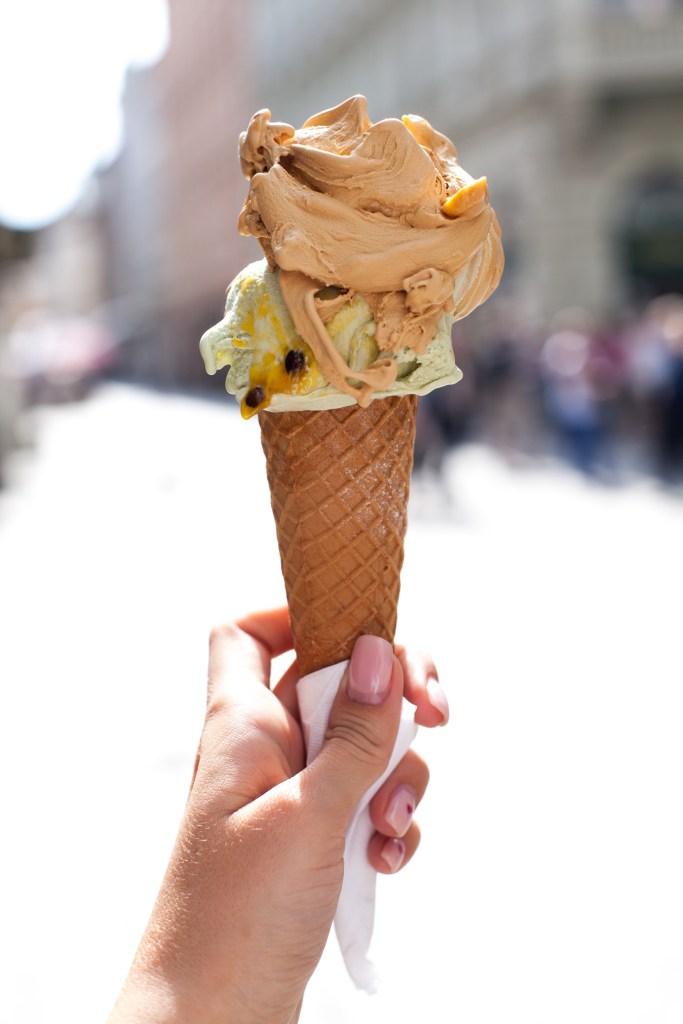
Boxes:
[238,291,322,418]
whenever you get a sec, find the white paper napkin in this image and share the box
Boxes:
[297,660,418,993]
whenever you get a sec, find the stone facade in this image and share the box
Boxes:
[101,0,257,386]
[102,0,683,387]
[253,0,683,321]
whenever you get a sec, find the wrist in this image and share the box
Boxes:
[110,966,303,1024]
[108,971,178,1023]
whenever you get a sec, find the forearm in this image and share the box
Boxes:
[108,826,309,1024]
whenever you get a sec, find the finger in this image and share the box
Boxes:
[368,820,421,874]
[368,747,429,837]
[307,638,404,824]
[207,607,293,706]
[272,657,301,722]
[394,644,449,728]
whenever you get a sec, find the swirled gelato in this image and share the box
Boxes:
[200,95,503,417]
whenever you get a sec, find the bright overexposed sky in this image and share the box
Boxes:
[0,0,169,230]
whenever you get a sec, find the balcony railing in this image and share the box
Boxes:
[591,9,683,81]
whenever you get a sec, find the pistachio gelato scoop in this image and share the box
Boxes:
[200,259,462,418]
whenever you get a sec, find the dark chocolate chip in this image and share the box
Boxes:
[245,386,265,408]
[285,349,306,373]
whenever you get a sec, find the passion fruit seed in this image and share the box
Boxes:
[245,385,265,408]
[314,285,346,300]
[285,349,306,373]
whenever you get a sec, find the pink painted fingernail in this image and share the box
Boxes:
[380,837,406,872]
[385,785,417,837]
[426,677,449,725]
[348,636,393,705]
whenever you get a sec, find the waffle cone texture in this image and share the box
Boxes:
[259,395,417,677]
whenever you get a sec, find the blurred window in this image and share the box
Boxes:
[598,0,682,11]
[619,176,683,298]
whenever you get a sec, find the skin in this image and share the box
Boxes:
[109,607,447,1024]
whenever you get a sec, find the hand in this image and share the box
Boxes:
[110,608,448,1024]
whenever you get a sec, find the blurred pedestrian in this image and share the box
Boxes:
[539,311,605,474]
[656,296,683,480]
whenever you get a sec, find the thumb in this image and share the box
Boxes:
[307,636,404,824]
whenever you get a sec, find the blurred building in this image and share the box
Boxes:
[253,0,683,321]
[99,0,683,389]
[0,226,36,483]
[100,0,256,387]
[1,189,107,334]
[0,201,110,480]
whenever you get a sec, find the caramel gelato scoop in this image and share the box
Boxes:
[201,95,503,415]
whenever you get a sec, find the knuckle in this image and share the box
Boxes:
[205,690,230,720]
[208,621,241,648]
[326,716,387,772]
[417,758,430,791]
[399,645,437,684]
[417,649,437,679]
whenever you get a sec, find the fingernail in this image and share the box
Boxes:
[348,636,394,705]
[380,837,406,873]
[385,784,417,837]
[426,676,449,725]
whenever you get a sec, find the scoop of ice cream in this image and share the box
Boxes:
[200,259,462,418]
[233,95,503,407]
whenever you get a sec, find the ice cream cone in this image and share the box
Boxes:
[259,394,417,677]
[200,96,503,990]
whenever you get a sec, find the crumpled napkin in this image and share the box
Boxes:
[297,660,419,993]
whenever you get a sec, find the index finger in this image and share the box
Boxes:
[233,606,294,658]
[207,606,293,703]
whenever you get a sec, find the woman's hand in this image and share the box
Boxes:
[110,608,448,1024]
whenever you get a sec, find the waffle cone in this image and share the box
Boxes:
[259,395,417,677]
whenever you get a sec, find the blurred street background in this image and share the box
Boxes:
[1,0,682,1021]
